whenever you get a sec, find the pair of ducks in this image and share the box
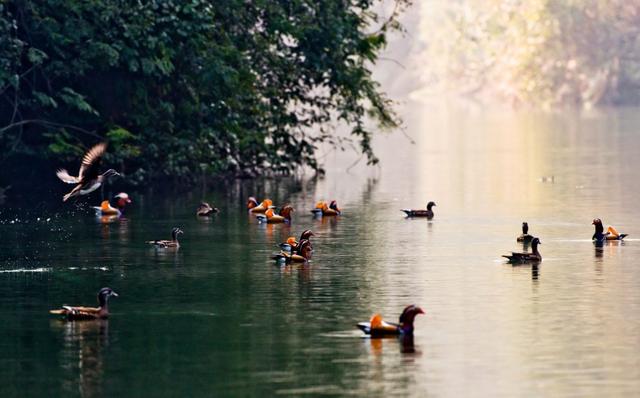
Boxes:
[50,286,424,338]
[504,218,629,263]
[248,197,295,223]
[402,201,436,218]
[273,230,315,263]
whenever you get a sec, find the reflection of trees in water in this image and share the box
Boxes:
[52,320,109,398]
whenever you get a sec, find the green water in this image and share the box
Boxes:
[1,108,640,397]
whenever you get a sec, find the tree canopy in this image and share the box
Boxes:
[0,0,409,185]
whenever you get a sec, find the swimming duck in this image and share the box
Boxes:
[311,200,341,216]
[517,222,534,243]
[146,227,183,248]
[248,197,274,213]
[197,202,219,216]
[592,218,627,243]
[49,287,118,320]
[502,237,542,263]
[273,239,313,263]
[401,201,436,218]
[280,229,314,252]
[56,142,120,202]
[257,205,294,224]
[92,193,132,216]
[356,305,425,337]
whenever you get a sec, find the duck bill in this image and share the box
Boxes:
[111,291,119,297]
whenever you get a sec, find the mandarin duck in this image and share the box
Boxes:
[280,229,314,252]
[257,205,294,224]
[197,202,219,216]
[401,201,436,218]
[273,239,313,264]
[50,287,118,320]
[357,305,425,336]
[503,237,542,263]
[517,222,534,243]
[92,193,131,216]
[146,227,183,248]
[311,200,341,216]
[56,142,120,202]
[248,197,274,213]
[592,218,627,243]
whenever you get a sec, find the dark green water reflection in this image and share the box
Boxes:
[1,108,640,397]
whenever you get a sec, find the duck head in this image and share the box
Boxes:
[114,192,131,209]
[97,287,118,307]
[300,229,314,240]
[592,218,604,233]
[247,197,259,209]
[280,205,294,220]
[522,222,529,235]
[398,305,425,334]
[531,237,541,251]
[171,227,184,241]
[426,201,436,210]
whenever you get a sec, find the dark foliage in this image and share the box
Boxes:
[0,0,408,185]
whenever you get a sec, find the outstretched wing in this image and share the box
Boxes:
[56,169,79,184]
[78,142,107,182]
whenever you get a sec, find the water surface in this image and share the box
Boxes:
[1,107,640,397]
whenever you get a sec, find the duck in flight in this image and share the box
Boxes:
[56,142,120,201]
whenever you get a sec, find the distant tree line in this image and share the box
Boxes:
[0,0,409,185]
[425,0,640,108]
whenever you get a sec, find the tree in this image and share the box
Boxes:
[0,0,410,185]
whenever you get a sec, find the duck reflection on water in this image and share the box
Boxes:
[51,319,109,398]
[368,334,418,355]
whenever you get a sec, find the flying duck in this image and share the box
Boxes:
[503,237,542,263]
[49,287,118,320]
[197,202,219,216]
[517,222,534,243]
[257,205,294,224]
[146,227,183,248]
[280,229,314,252]
[56,142,120,202]
[401,201,436,218]
[592,218,627,243]
[273,239,313,264]
[356,305,425,336]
